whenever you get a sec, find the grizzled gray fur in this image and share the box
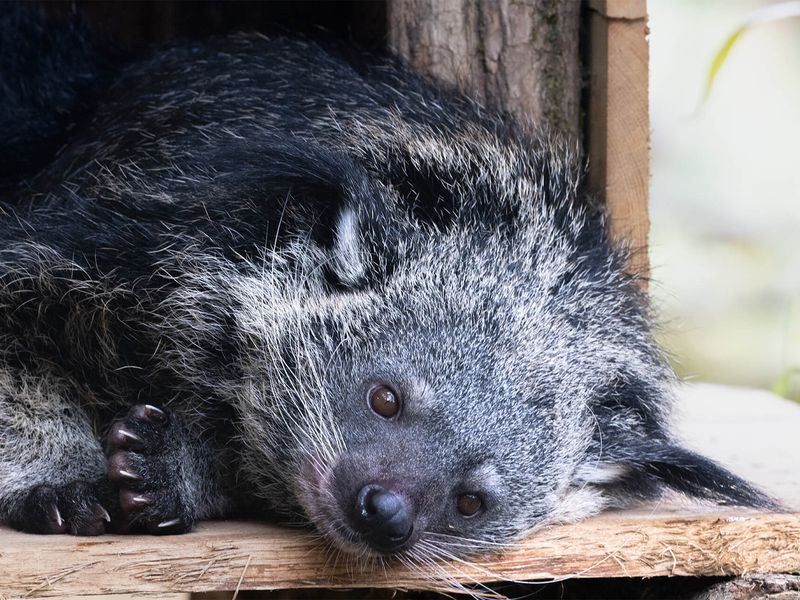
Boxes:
[0,8,777,568]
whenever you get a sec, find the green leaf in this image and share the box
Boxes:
[698,1,800,110]
[702,26,746,104]
[772,368,800,402]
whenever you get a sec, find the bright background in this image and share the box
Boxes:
[649,0,800,400]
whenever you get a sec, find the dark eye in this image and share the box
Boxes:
[456,493,483,518]
[368,384,400,419]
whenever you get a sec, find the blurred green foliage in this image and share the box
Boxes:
[649,0,800,402]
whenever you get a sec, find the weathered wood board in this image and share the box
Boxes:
[1,383,798,598]
[586,0,651,280]
[2,511,799,599]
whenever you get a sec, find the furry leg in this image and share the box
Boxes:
[0,368,112,534]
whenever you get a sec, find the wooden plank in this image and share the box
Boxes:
[586,0,651,279]
[1,511,798,598]
[1,383,798,598]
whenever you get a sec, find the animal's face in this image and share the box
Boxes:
[297,237,595,557]
[228,164,774,560]
[234,214,633,558]
[222,136,766,559]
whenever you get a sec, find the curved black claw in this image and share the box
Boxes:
[106,404,194,535]
[11,481,111,535]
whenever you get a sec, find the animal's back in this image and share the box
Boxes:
[24,35,487,206]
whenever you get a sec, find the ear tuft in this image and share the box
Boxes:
[330,207,368,288]
[637,445,783,510]
[580,442,784,511]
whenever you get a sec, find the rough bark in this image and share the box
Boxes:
[387,0,582,139]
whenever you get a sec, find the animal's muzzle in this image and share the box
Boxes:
[350,483,414,553]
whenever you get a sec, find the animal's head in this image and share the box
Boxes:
[225,133,777,560]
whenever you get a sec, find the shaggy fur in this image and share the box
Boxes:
[0,7,777,568]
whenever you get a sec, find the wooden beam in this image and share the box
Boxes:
[1,511,798,598]
[586,0,651,279]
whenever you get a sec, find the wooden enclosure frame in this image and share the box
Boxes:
[585,0,650,279]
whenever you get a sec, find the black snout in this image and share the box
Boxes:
[351,484,413,552]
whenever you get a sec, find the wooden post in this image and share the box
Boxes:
[585,0,651,279]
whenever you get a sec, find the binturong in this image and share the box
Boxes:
[0,6,779,567]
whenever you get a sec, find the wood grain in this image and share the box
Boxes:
[387,0,582,139]
[1,511,798,598]
[586,0,651,280]
[2,384,799,598]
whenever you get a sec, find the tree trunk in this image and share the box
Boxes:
[387,0,582,139]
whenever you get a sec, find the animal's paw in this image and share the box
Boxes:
[11,480,111,535]
[107,404,194,534]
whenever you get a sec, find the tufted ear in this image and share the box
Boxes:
[573,367,783,511]
[576,433,782,510]
[151,138,410,289]
[328,206,369,288]
[632,443,781,508]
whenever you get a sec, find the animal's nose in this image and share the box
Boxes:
[352,484,413,552]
